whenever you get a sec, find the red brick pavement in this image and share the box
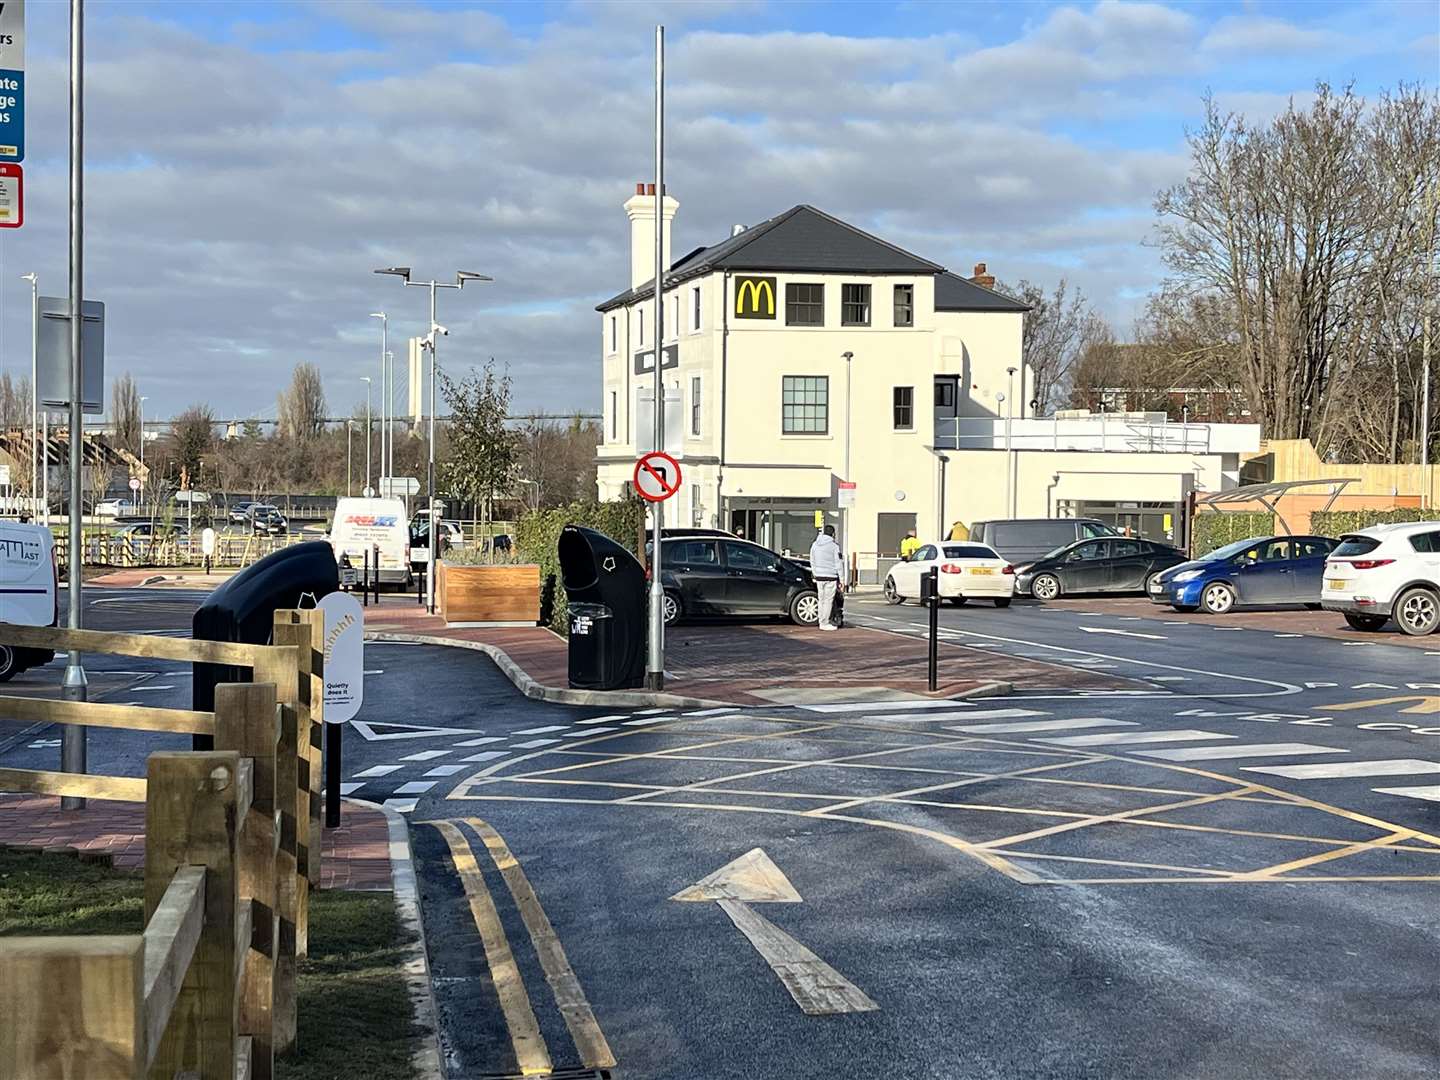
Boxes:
[363,595,1133,703]
[0,795,392,890]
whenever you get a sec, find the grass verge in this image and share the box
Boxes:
[0,848,420,1080]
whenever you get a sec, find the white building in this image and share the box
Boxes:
[596,186,1259,578]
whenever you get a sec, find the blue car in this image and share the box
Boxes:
[1149,535,1337,614]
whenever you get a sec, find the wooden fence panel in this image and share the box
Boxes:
[272,703,301,1053]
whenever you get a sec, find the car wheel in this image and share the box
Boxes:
[790,591,821,626]
[1343,612,1388,632]
[946,597,968,607]
[1201,582,1236,615]
[662,592,682,626]
[1143,573,1160,595]
[1031,573,1061,601]
[1304,602,1323,611]
[0,645,18,683]
[883,576,904,605]
[1395,587,1440,636]
[993,597,1012,608]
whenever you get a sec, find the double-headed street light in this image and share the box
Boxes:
[374,267,492,613]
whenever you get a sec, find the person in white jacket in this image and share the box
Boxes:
[808,525,847,630]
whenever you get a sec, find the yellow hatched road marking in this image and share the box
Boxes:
[1240,830,1416,879]
[429,821,552,1076]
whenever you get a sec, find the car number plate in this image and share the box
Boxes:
[970,568,994,575]
[1150,581,1164,592]
[1325,579,1347,591]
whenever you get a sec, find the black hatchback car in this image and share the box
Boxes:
[656,536,819,625]
[1014,537,1188,600]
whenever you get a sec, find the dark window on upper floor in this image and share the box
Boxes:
[842,283,871,326]
[893,386,914,430]
[786,283,824,326]
[893,284,914,327]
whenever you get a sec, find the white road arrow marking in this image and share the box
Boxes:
[671,848,877,1016]
[1078,626,1167,640]
[350,720,480,741]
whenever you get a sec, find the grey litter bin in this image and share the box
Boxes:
[558,525,646,690]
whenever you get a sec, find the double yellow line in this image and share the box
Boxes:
[426,818,615,1076]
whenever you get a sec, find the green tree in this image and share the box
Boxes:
[440,360,517,526]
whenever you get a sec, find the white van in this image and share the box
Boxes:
[0,521,58,681]
[329,498,412,586]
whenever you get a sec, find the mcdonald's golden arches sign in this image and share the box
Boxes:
[733,276,776,319]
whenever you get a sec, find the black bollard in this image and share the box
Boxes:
[924,566,940,692]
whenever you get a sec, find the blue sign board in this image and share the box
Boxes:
[0,0,24,164]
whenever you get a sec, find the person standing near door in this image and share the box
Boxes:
[899,529,921,561]
[809,525,847,631]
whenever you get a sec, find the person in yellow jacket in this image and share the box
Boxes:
[948,520,970,541]
[899,529,922,561]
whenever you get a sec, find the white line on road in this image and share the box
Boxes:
[462,751,510,763]
[513,738,562,748]
[1373,786,1440,803]
[423,764,469,778]
[1039,729,1237,747]
[1244,759,1440,780]
[1135,743,1348,762]
[355,764,403,778]
[383,799,419,813]
[394,781,437,795]
[577,715,628,723]
[800,699,974,714]
[129,684,177,692]
[1079,627,1167,640]
[339,783,363,795]
[564,727,617,736]
[949,717,1136,735]
[455,736,505,747]
[513,725,568,736]
[401,750,451,762]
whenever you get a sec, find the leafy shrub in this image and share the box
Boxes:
[1310,508,1437,537]
[515,497,646,632]
[1193,511,1274,556]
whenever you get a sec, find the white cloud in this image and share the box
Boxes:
[1201,15,1340,55]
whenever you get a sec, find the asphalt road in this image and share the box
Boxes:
[4,586,1439,1079]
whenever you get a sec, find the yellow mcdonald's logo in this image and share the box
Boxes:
[734,276,776,319]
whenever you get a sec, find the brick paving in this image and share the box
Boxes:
[0,794,393,890]
[363,595,1133,704]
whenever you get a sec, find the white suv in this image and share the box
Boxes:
[1321,521,1440,636]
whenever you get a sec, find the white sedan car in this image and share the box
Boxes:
[884,541,1015,607]
[1321,521,1440,635]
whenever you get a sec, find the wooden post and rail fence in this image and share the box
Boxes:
[0,609,326,1080]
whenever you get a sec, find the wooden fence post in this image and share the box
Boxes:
[270,702,301,1054]
[215,682,279,1080]
[275,609,324,890]
[0,936,146,1079]
[253,631,309,960]
[144,751,240,1080]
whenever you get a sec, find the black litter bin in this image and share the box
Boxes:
[557,525,645,690]
[192,541,340,722]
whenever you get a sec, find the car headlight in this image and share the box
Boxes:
[1172,569,1203,583]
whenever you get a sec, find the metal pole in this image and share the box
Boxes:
[62,0,88,808]
[26,274,36,515]
[427,283,438,614]
[1006,366,1017,518]
[41,409,48,525]
[843,349,852,555]
[138,397,145,505]
[363,377,372,493]
[646,24,666,691]
[325,724,342,828]
[926,566,939,693]
[380,316,389,485]
[346,420,353,496]
[1422,311,1431,508]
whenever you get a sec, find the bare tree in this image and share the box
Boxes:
[0,372,31,431]
[277,362,328,443]
[110,373,141,457]
[1155,83,1440,460]
[517,414,600,507]
[998,278,1108,415]
[168,404,216,481]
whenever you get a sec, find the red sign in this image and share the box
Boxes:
[633,451,682,502]
[0,163,21,229]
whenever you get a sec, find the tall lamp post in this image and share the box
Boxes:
[1005,365,1018,518]
[138,395,147,508]
[360,376,373,495]
[842,349,853,560]
[369,312,387,487]
[21,273,37,515]
[374,267,491,613]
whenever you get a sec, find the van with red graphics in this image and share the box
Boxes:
[328,497,412,587]
[0,521,58,681]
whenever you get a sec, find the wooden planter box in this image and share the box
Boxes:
[437,561,542,625]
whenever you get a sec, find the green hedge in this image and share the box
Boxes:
[1193,511,1274,556]
[515,497,647,632]
[1309,508,1437,537]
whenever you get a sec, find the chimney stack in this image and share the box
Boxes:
[623,182,679,289]
[970,262,995,289]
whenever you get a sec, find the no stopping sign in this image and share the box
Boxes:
[634,451,682,502]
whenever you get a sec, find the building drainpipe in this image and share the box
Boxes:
[719,271,730,529]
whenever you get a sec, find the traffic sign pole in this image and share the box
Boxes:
[647,24,666,693]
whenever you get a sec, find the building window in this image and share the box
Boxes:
[609,391,617,441]
[893,386,914,430]
[934,379,956,409]
[893,284,913,327]
[782,376,828,434]
[690,376,702,436]
[609,316,617,353]
[785,283,824,326]
[692,286,702,331]
[638,308,645,346]
[842,283,870,326]
[691,484,703,526]
[672,298,679,339]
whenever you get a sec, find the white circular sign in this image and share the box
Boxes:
[318,591,365,724]
[128,477,141,491]
[201,527,217,556]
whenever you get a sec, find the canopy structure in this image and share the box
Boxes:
[1196,477,1359,535]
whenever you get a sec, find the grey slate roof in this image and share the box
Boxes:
[933,271,1030,313]
[597,204,953,313]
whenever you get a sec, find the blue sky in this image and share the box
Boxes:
[0,0,1434,419]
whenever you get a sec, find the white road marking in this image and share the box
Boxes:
[1040,729,1237,747]
[355,764,403,778]
[1136,743,1349,762]
[1212,627,1244,632]
[621,718,669,726]
[949,717,1136,735]
[1352,683,1398,690]
[1079,627,1167,640]
[1150,676,1187,682]
[1304,682,1338,688]
[513,725,568,735]
[129,684,177,692]
[924,708,1046,721]
[462,751,510,763]
[1342,642,1376,647]
[339,782,363,795]
[635,708,669,715]
[513,738,561,748]
[394,780,437,795]
[1274,634,1303,639]
[1244,759,1440,780]
[364,669,385,675]
[351,720,478,741]
[682,708,739,717]
[456,736,506,747]
[578,714,628,723]
[401,750,451,762]
[383,798,419,813]
[800,699,973,714]
[1373,786,1440,803]
[423,764,469,778]
[564,727,617,736]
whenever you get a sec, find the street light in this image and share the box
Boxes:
[369,312,387,487]
[1005,366,1018,518]
[360,376,372,495]
[139,396,148,508]
[842,350,853,559]
[21,273,36,517]
[375,267,492,613]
